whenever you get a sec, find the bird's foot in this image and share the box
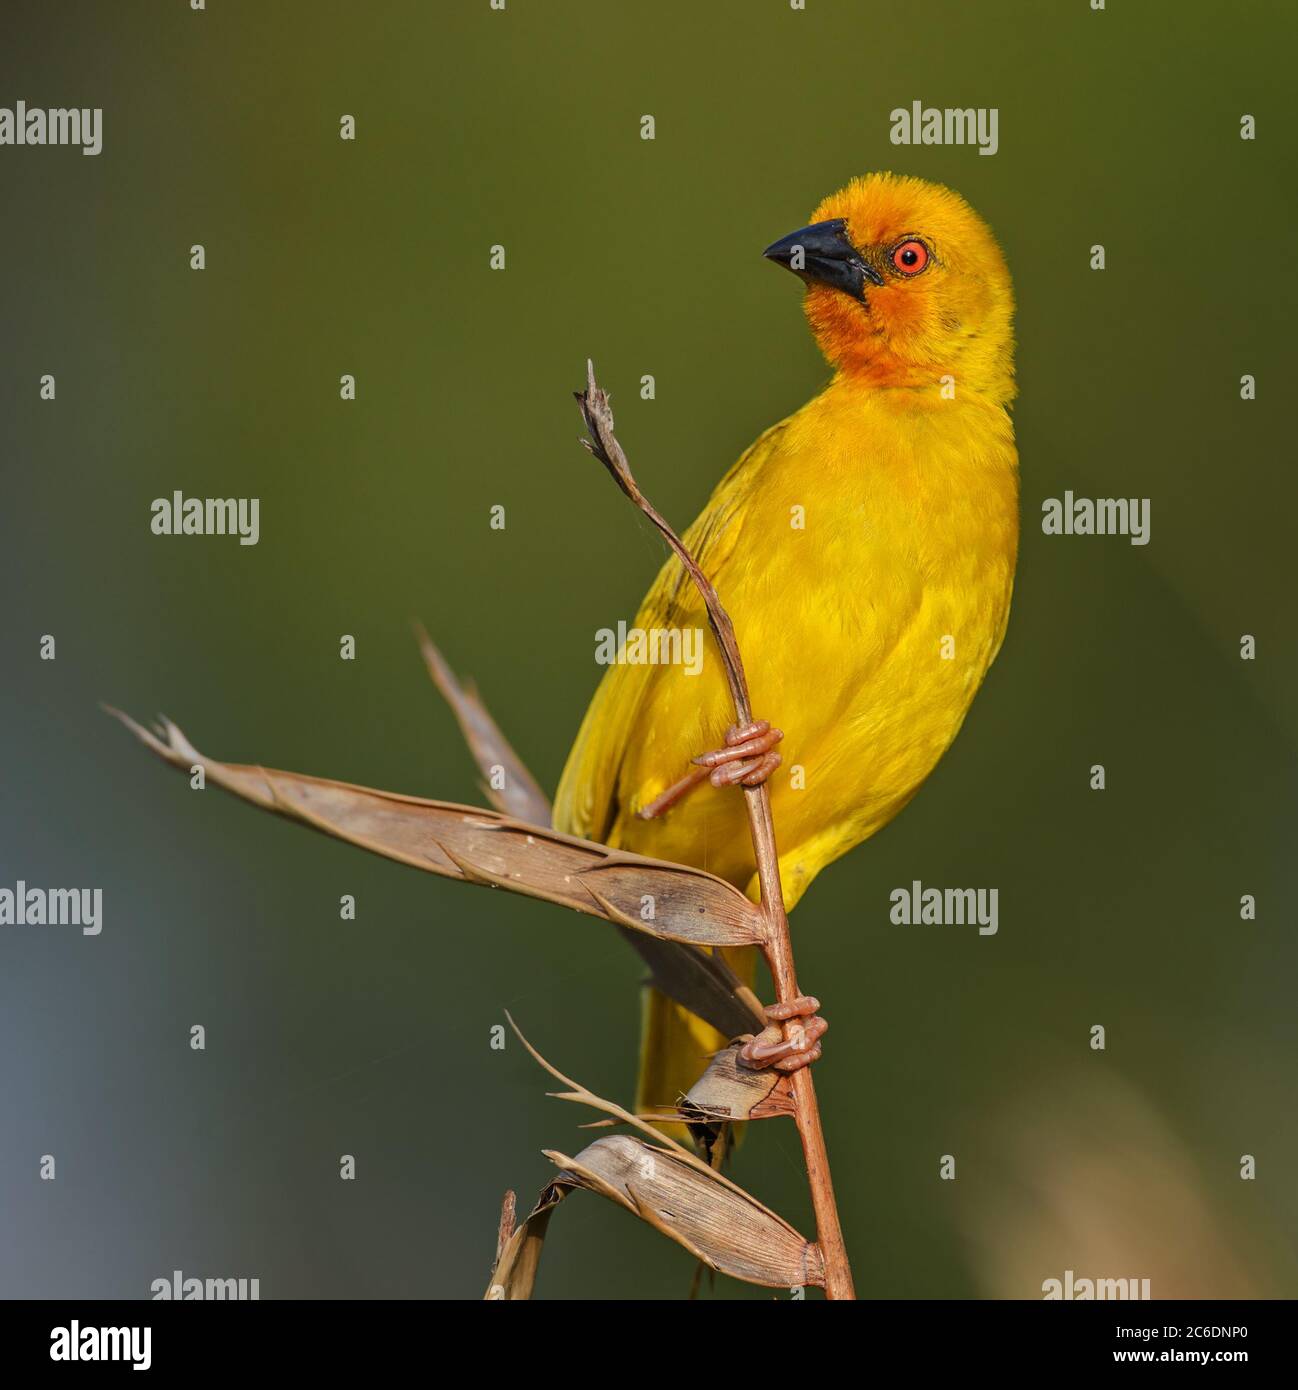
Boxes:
[693,718,784,788]
[637,719,783,820]
[738,995,827,1074]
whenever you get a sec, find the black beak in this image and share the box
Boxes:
[762,217,883,300]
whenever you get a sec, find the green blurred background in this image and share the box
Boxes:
[1,0,1295,1299]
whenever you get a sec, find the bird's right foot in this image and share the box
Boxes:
[637,719,784,820]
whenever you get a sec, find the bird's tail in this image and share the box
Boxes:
[637,945,758,1140]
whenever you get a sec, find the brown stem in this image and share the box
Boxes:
[575,361,856,1300]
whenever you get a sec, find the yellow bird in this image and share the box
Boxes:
[553,173,1018,1118]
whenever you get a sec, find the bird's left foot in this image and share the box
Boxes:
[738,995,827,1073]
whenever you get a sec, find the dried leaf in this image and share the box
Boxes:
[547,1135,822,1289]
[105,709,765,951]
[414,624,552,826]
[681,1043,794,1122]
[411,630,763,1033]
[617,933,763,1038]
[505,1014,822,1290]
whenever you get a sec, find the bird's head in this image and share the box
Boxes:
[764,173,1014,401]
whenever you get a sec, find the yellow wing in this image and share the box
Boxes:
[552,419,788,847]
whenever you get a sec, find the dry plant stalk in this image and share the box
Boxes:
[574,361,855,1300]
[108,360,858,1299]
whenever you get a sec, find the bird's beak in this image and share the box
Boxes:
[762,218,883,300]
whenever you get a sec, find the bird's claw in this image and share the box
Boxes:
[692,719,783,788]
[738,995,827,1074]
[637,717,784,820]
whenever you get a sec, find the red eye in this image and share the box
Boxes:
[890,239,929,275]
